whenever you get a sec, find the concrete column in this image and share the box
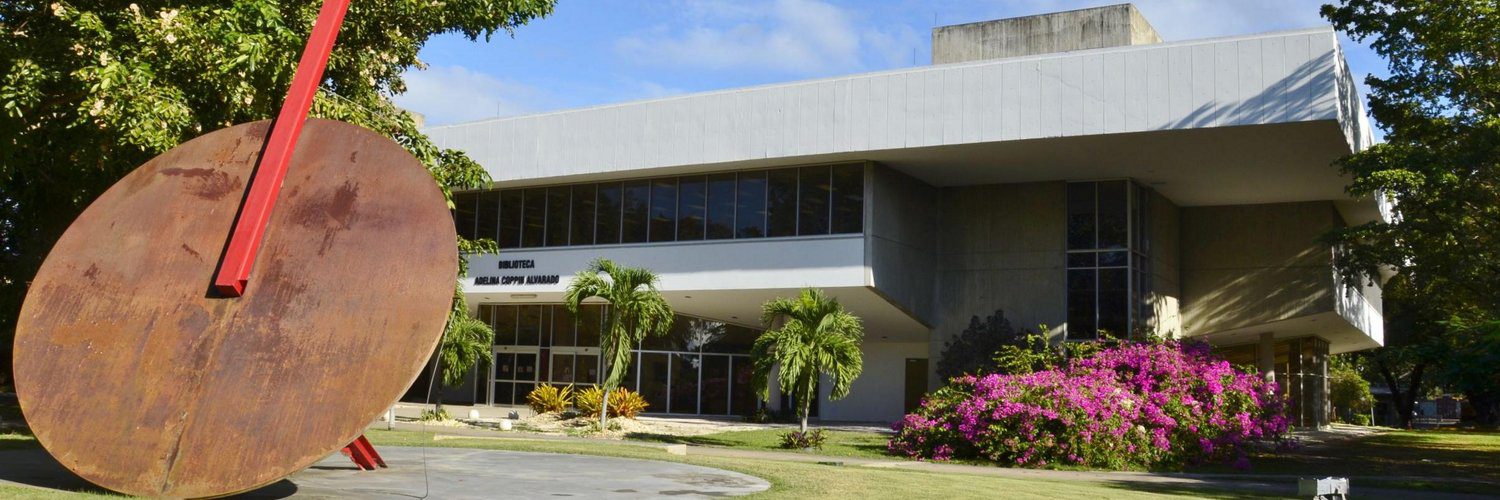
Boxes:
[1256,332,1277,386]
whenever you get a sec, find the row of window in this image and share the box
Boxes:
[478,304,760,353]
[453,163,866,248]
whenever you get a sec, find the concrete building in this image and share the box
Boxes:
[422,4,1384,427]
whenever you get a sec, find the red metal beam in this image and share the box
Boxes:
[214,0,353,297]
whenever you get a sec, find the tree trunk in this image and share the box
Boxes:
[798,376,812,434]
[599,350,610,429]
[1376,357,1425,429]
[1403,363,1426,428]
[433,355,446,415]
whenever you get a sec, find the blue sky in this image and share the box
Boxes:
[394,0,1388,134]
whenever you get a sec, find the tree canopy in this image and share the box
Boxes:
[1322,0,1500,424]
[0,0,555,387]
[563,258,674,426]
[752,288,864,433]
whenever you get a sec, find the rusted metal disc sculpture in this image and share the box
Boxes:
[12,118,455,498]
[11,0,456,497]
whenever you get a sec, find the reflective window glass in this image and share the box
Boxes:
[830,164,864,234]
[798,166,830,235]
[452,191,477,240]
[521,188,546,248]
[571,184,596,246]
[766,168,798,237]
[1066,182,1095,250]
[649,178,677,242]
[707,173,736,239]
[670,353,700,414]
[622,181,650,243]
[499,189,522,249]
[735,172,766,238]
[677,175,706,241]
[595,183,622,245]
[546,187,570,247]
[1097,181,1127,249]
[475,190,499,242]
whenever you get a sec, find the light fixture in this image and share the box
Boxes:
[684,295,692,299]
[510,293,537,299]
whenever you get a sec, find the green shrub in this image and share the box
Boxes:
[419,408,451,421]
[526,383,573,414]
[1330,355,1375,425]
[575,386,650,419]
[780,429,827,449]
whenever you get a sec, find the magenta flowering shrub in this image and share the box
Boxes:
[888,341,1288,470]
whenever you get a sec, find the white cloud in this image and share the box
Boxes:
[392,65,546,126]
[615,0,913,76]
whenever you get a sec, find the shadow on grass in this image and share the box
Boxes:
[1095,479,1286,499]
[624,432,745,447]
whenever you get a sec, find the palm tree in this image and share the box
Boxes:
[563,258,674,427]
[752,288,865,433]
[432,312,494,416]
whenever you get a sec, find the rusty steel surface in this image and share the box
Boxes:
[12,119,456,498]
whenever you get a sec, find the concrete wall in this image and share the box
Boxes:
[1147,189,1183,337]
[929,182,1068,379]
[819,341,928,423]
[932,4,1162,63]
[866,165,940,324]
[1179,201,1341,335]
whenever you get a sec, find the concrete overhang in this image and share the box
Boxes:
[428,27,1373,210]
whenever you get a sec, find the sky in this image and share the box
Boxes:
[393,0,1388,135]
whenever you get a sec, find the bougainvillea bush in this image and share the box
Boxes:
[888,340,1288,470]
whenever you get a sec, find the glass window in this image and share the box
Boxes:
[706,173,736,240]
[521,188,546,248]
[571,184,596,246]
[493,305,518,345]
[576,354,599,385]
[638,353,670,411]
[474,190,499,242]
[766,168,798,237]
[735,172,766,238]
[670,353,700,414]
[1097,180,1127,249]
[1067,269,1097,340]
[677,175,706,241]
[551,306,576,347]
[546,187,570,247]
[1065,181,1151,340]
[649,178,677,242]
[730,357,755,416]
[1098,268,1129,336]
[550,353,574,384]
[831,164,864,234]
[1067,182,1095,250]
[576,305,602,348]
[701,355,730,415]
[499,189,522,249]
[622,181,650,243]
[517,305,543,347]
[798,166,830,235]
[595,183,622,245]
[452,191,477,240]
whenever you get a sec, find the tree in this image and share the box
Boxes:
[1321,1,1500,312]
[935,310,1024,381]
[432,312,493,416]
[562,259,673,428]
[1329,355,1375,425]
[0,0,555,388]
[1321,0,1500,427]
[752,288,865,433]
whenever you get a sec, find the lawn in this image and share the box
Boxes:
[625,428,895,460]
[1189,428,1500,494]
[362,429,1270,499]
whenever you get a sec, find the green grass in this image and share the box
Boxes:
[1188,428,1500,494]
[625,428,895,460]
[363,429,1270,499]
